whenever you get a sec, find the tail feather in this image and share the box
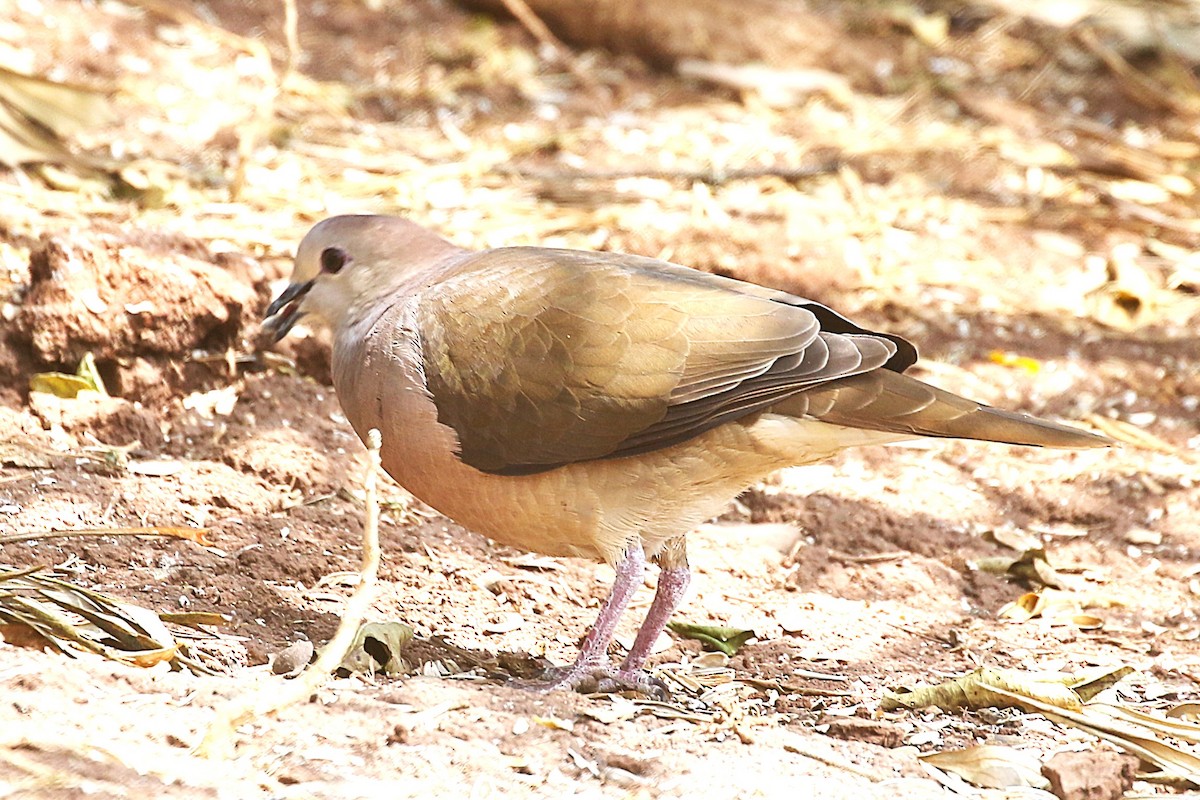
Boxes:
[773,369,1110,449]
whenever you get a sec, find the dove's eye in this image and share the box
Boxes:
[320,247,349,274]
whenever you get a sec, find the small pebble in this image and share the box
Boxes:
[272,639,315,675]
[1041,750,1137,800]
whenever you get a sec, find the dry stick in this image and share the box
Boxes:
[781,734,886,782]
[281,0,300,83]
[245,0,300,196]
[195,429,384,759]
[130,0,287,201]
[0,527,211,546]
[495,161,842,185]
[1075,26,1197,117]
[230,0,299,200]
[497,0,607,103]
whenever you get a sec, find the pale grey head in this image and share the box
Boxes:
[264,214,462,339]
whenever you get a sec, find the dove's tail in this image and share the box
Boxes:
[774,369,1110,449]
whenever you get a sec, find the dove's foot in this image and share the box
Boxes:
[510,663,668,699]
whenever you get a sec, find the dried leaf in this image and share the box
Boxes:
[977,555,1021,576]
[28,373,99,399]
[1168,704,1200,723]
[158,612,230,628]
[979,544,1069,589]
[0,65,114,167]
[883,667,1089,713]
[1072,614,1104,630]
[985,684,1200,786]
[29,353,108,398]
[1086,702,1200,745]
[533,715,575,732]
[1031,556,1067,589]
[666,621,755,656]
[335,621,413,676]
[1068,667,1135,702]
[581,696,640,724]
[985,526,1043,553]
[988,351,1042,374]
[999,587,1123,629]
[0,567,211,673]
[1085,414,1187,457]
[121,644,180,668]
[998,591,1045,622]
[922,745,1050,790]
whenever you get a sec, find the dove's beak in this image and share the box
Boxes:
[262,279,314,342]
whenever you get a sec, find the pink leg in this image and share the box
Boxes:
[572,538,647,668]
[522,539,646,691]
[618,563,691,677]
[619,536,690,678]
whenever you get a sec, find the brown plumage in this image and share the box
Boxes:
[265,214,1108,694]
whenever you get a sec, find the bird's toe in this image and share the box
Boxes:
[508,663,667,699]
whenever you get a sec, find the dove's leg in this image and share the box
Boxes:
[519,539,646,692]
[572,538,646,669]
[617,536,690,678]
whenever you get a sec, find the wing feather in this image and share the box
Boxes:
[416,248,902,474]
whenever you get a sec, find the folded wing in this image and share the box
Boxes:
[416,248,901,475]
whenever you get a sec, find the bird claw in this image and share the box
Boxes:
[588,669,670,700]
[509,663,669,699]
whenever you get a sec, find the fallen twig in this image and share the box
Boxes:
[1074,26,1200,116]
[196,428,384,758]
[495,160,841,186]
[497,0,606,103]
[0,526,212,546]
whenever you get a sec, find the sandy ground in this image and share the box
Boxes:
[1,1,1198,797]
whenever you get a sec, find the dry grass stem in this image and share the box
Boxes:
[195,428,384,759]
[497,0,607,102]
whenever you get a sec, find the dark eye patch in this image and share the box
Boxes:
[321,247,349,274]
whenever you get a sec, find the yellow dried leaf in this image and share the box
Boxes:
[533,716,575,732]
[28,374,99,399]
[998,592,1045,622]
[29,353,108,398]
[119,644,180,668]
[988,350,1042,374]
[883,667,1085,713]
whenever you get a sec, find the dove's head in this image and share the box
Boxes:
[264,214,464,339]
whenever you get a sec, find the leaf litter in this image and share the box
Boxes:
[0,0,1198,796]
[0,565,218,673]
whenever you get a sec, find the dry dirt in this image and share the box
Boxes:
[1,1,1199,798]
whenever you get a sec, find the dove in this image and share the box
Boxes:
[264,214,1108,694]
